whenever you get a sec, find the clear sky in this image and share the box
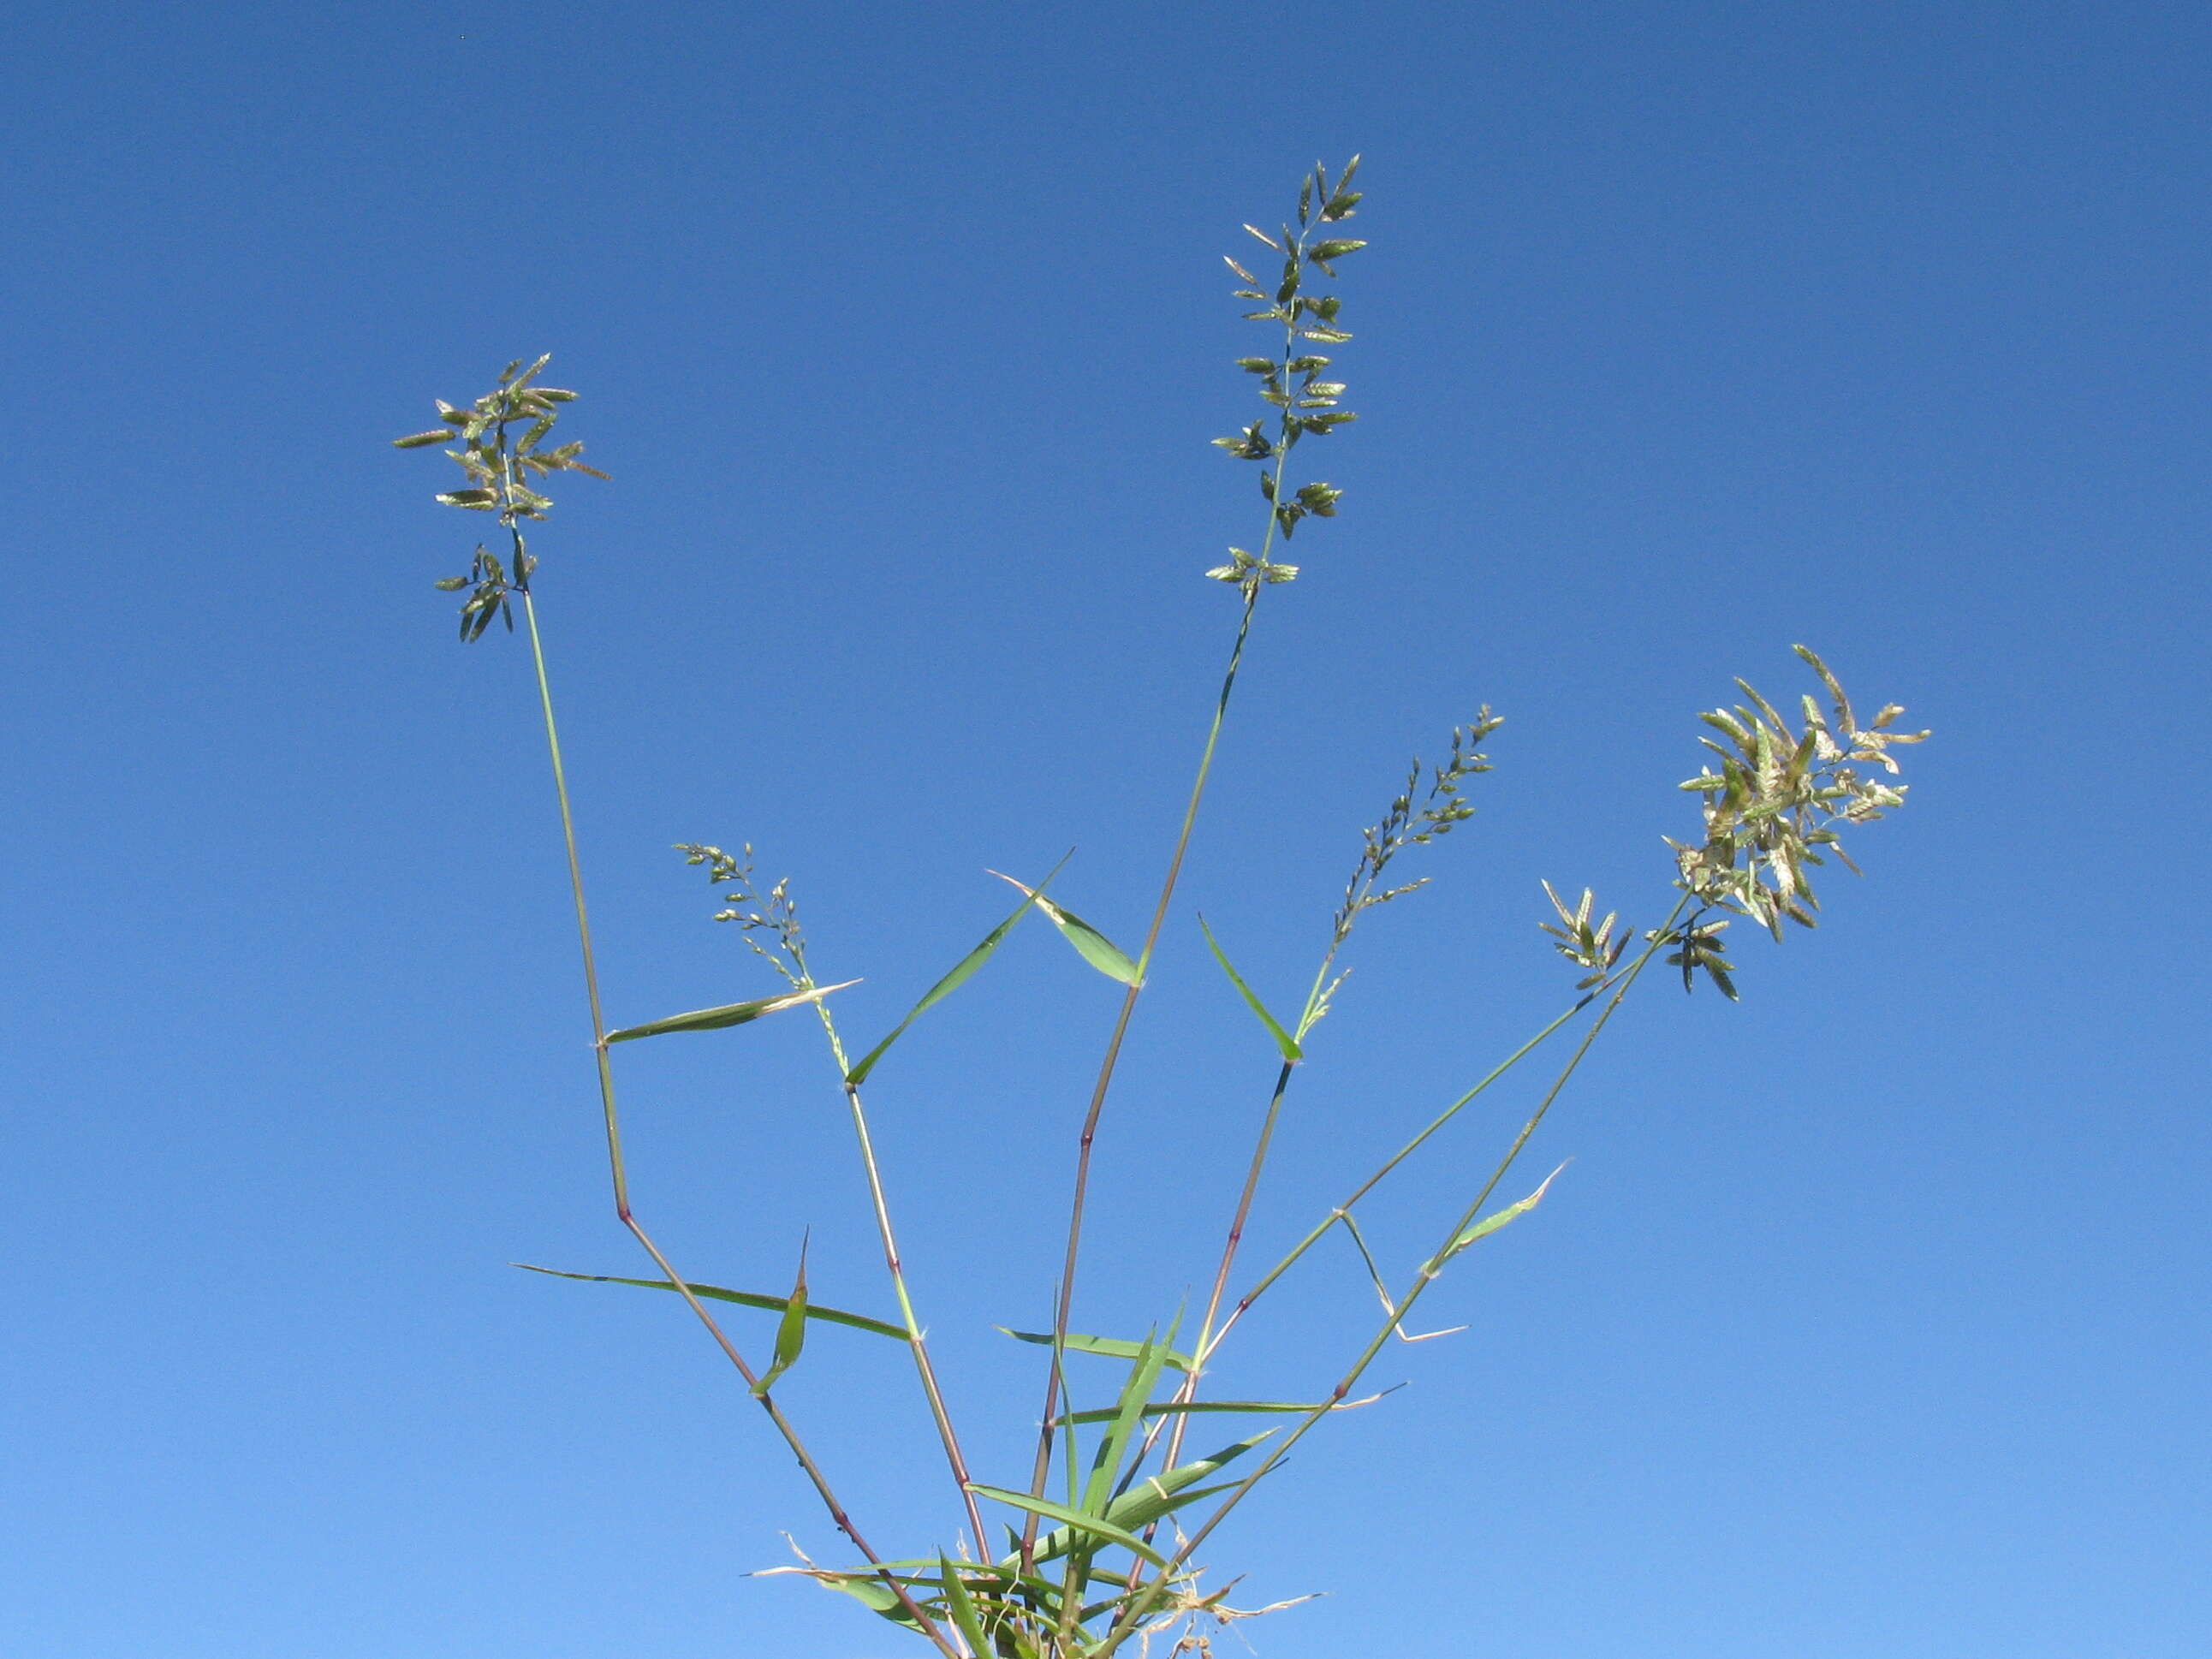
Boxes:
[3,4,2207,1657]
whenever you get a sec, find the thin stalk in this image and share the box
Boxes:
[1022,233,1324,1566]
[1094,894,1694,1658]
[1018,579,1261,1567]
[1157,812,1442,1478]
[1150,1057,1293,1484]
[810,1002,992,1555]
[518,588,958,1657]
[1210,993,1590,1351]
[1142,989,1585,1519]
[1135,992,1589,1503]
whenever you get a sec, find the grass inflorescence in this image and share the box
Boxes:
[395,158,1926,1659]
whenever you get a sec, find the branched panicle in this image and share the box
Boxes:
[1333,712,1500,948]
[392,354,608,641]
[1299,712,1500,1032]
[676,842,812,987]
[1206,158,1366,594]
[1651,645,1929,997]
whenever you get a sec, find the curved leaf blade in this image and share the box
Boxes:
[752,1233,810,1397]
[966,1484,1169,1568]
[996,1326,1194,1374]
[990,871,1142,986]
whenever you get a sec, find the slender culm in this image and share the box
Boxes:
[394,157,1925,1657]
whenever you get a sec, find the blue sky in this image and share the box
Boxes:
[3,3,2207,1656]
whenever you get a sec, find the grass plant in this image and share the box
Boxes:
[395,159,1926,1657]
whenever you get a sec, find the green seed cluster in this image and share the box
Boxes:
[1207,158,1366,592]
[392,354,605,640]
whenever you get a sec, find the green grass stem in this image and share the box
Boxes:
[1093,894,1694,1657]
[1020,579,1262,1568]
[810,1001,992,1556]
[518,588,960,1658]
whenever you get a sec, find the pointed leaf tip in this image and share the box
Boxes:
[754,1232,812,1395]
[1445,1162,1568,1258]
[603,980,856,1044]
[1197,914,1302,1061]
[512,1264,907,1340]
[843,856,1068,1085]
[990,871,1142,985]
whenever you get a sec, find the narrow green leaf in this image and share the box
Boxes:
[1444,1163,1567,1258]
[513,1264,907,1340]
[1106,1478,1241,1535]
[966,1485,1169,1568]
[1082,1318,1179,1518]
[800,1570,925,1629]
[1052,1391,1388,1426]
[393,430,452,448]
[937,1554,992,1656]
[1103,1430,1275,1532]
[996,1328,1194,1374]
[752,1233,810,1396]
[1197,914,1302,1061]
[990,871,1141,985]
[1016,1431,1278,1564]
[603,979,854,1044]
[844,856,1068,1085]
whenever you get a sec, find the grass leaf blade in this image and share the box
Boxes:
[996,1327,1194,1374]
[1052,1391,1390,1426]
[967,1485,1170,1568]
[990,871,1142,986]
[937,1554,992,1656]
[604,979,856,1044]
[1444,1162,1567,1258]
[753,1233,810,1396]
[845,857,1070,1085]
[1197,914,1303,1061]
[514,1264,907,1340]
[1082,1318,1179,1517]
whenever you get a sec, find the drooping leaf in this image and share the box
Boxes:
[966,1485,1170,1568]
[514,1264,906,1340]
[1197,914,1302,1061]
[996,1327,1195,1373]
[990,871,1141,986]
[777,1568,925,1631]
[844,857,1068,1085]
[603,979,853,1044]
